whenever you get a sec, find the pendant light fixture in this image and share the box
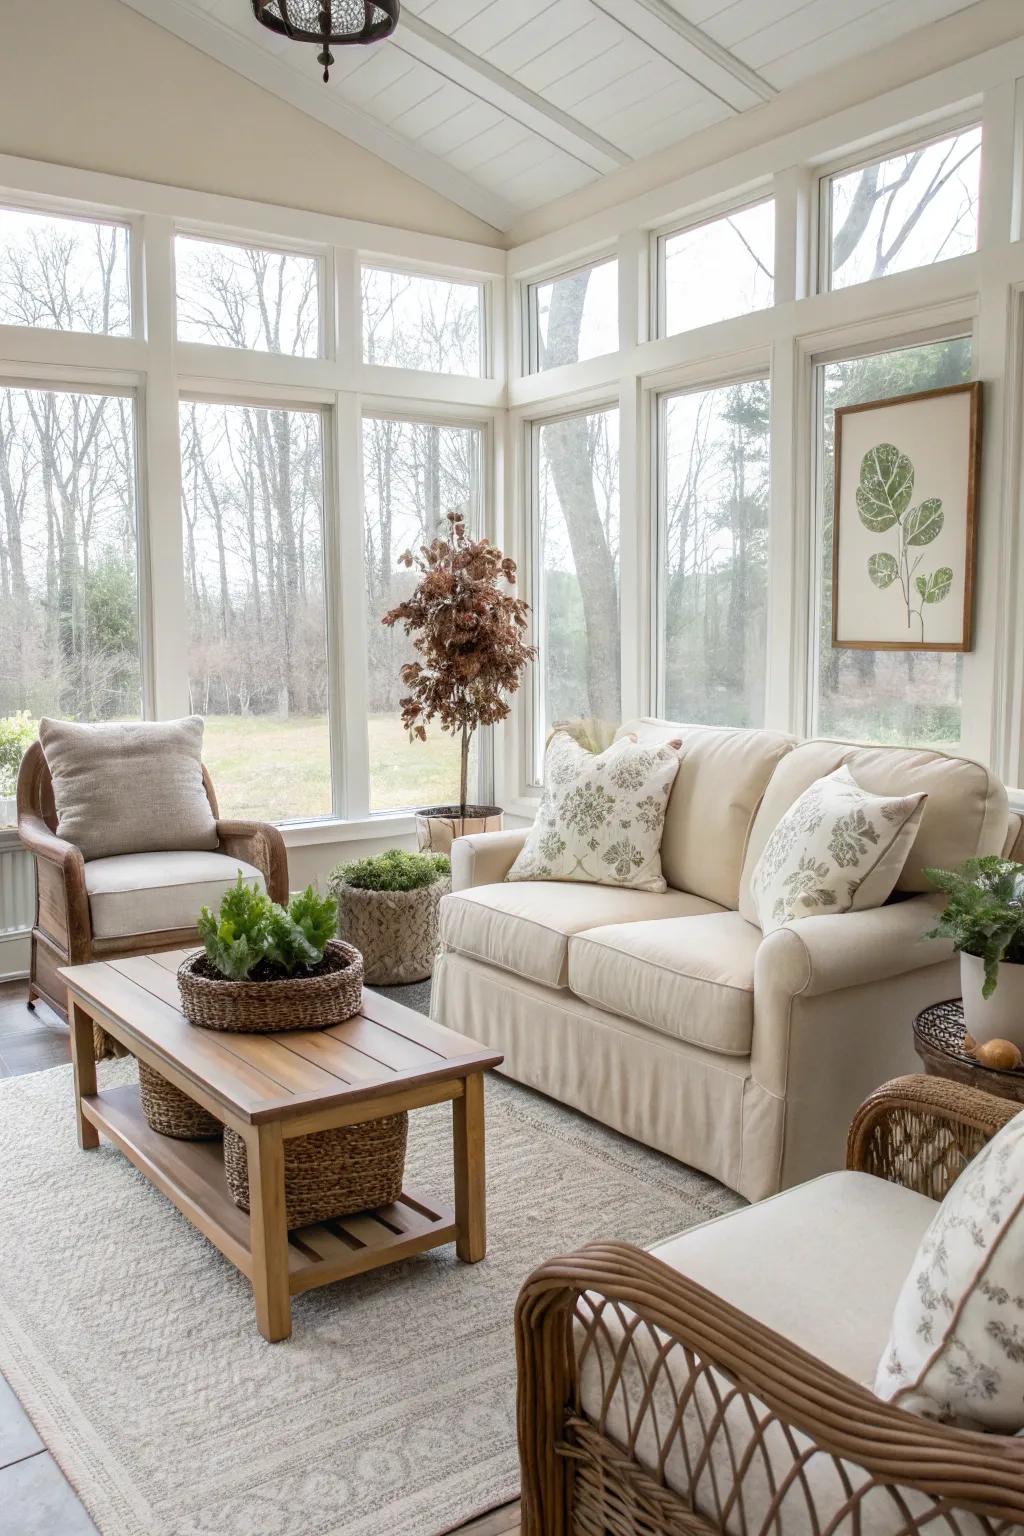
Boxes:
[251,2,400,83]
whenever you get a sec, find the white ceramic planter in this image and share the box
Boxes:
[961,952,1024,1046]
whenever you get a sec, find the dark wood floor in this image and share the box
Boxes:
[0,977,523,1534]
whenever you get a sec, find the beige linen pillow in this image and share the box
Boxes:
[875,1109,1024,1431]
[750,764,925,934]
[39,716,218,861]
[507,730,682,893]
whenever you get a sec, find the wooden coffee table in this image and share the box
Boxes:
[61,950,503,1342]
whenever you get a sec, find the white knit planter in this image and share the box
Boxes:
[961,952,1024,1047]
[335,878,450,986]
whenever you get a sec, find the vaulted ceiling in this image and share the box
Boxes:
[119,0,980,232]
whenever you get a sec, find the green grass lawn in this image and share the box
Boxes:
[202,713,466,823]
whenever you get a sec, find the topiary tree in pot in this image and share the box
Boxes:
[382,512,536,852]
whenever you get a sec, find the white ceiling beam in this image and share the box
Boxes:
[590,0,778,111]
[114,0,518,230]
[395,13,632,176]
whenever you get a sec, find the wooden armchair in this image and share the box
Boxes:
[516,1076,1024,1536]
[17,741,288,1040]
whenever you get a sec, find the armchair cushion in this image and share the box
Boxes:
[39,715,218,861]
[84,851,264,940]
[568,911,761,1055]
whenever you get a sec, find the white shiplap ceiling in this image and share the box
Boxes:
[118,0,980,232]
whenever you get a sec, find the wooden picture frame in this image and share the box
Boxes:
[832,380,982,651]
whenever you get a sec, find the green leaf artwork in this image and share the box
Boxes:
[856,443,950,641]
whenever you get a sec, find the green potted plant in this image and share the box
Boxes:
[925,856,1024,1045]
[177,875,363,1034]
[329,849,450,986]
[382,511,536,854]
[0,711,36,826]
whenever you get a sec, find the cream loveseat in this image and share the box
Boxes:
[431,721,1014,1201]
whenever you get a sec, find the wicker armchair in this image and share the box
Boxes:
[516,1075,1024,1536]
[17,740,288,1043]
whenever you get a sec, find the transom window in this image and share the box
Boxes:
[361,265,484,376]
[527,258,618,374]
[824,125,982,292]
[659,199,774,338]
[0,207,131,336]
[175,235,321,357]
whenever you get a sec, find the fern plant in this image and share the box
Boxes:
[924,857,1024,998]
[197,875,338,980]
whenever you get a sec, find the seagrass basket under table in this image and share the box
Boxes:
[60,948,503,1342]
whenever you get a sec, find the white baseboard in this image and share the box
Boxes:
[0,929,30,982]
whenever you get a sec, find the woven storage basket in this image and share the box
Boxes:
[137,1059,222,1140]
[335,878,450,985]
[222,1113,408,1228]
[177,939,363,1033]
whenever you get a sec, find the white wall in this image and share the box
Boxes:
[0,0,501,248]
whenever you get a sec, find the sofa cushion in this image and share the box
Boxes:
[617,720,795,909]
[39,715,218,861]
[85,851,264,940]
[739,738,1008,923]
[576,1173,939,1533]
[568,911,761,1055]
[438,883,722,991]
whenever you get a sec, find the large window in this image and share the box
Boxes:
[825,126,981,291]
[660,200,774,338]
[175,236,321,356]
[813,336,972,746]
[658,379,770,727]
[0,207,130,336]
[528,258,618,373]
[362,415,483,812]
[180,401,330,822]
[0,384,141,721]
[361,266,484,376]
[532,407,620,779]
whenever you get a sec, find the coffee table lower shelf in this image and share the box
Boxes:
[83,1084,458,1298]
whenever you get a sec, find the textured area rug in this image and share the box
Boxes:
[0,1058,741,1536]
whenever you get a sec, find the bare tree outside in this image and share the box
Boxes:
[362,267,482,375]
[0,208,130,336]
[363,415,482,809]
[829,127,981,289]
[175,236,320,356]
[663,200,774,338]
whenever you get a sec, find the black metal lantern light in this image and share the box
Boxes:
[251,2,400,83]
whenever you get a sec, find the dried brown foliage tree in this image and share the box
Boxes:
[382,513,536,817]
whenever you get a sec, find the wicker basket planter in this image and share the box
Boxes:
[223,1114,408,1229]
[177,939,363,1033]
[137,1059,222,1140]
[335,878,450,985]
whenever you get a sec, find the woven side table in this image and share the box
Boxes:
[914,999,1024,1105]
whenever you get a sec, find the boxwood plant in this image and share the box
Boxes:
[329,849,450,894]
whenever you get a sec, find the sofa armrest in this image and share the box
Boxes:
[755,893,950,1000]
[516,1240,1024,1536]
[450,828,529,891]
[216,819,289,904]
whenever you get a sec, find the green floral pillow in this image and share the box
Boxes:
[507,731,682,893]
[751,764,926,934]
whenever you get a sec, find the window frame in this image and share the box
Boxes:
[523,252,619,377]
[653,367,772,727]
[525,395,622,788]
[359,259,491,380]
[172,226,330,361]
[0,198,138,340]
[653,188,776,343]
[816,113,983,296]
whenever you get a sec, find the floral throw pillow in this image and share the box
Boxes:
[750,764,925,935]
[875,1109,1024,1431]
[506,731,682,893]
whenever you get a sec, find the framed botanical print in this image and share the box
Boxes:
[832,380,982,651]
